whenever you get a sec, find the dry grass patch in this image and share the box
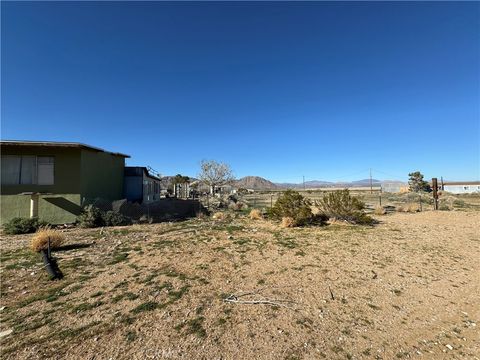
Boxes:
[249,209,262,220]
[212,212,228,220]
[30,227,65,252]
[397,203,420,213]
[281,216,296,228]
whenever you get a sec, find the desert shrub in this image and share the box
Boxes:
[104,211,132,226]
[268,190,324,226]
[30,226,65,252]
[249,209,262,220]
[374,207,386,215]
[318,189,374,225]
[452,199,467,208]
[228,201,247,211]
[77,205,106,228]
[3,217,48,235]
[281,216,295,228]
[212,212,228,220]
[438,204,451,211]
[396,203,419,213]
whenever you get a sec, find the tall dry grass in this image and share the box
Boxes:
[249,209,262,220]
[30,226,65,252]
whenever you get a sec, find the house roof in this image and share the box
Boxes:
[442,181,480,186]
[0,140,130,158]
[125,166,161,181]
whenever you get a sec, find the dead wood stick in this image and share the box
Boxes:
[328,286,335,300]
[224,294,296,309]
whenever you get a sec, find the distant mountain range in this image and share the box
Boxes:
[235,176,393,190]
[159,175,403,190]
[234,176,279,190]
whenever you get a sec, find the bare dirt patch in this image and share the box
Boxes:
[1,211,479,359]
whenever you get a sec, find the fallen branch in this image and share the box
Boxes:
[328,286,335,300]
[223,293,297,309]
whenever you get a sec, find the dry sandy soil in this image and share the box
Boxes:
[1,210,479,359]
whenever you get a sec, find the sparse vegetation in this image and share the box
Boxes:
[77,205,105,228]
[103,211,132,226]
[3,217,48,235]
[1,208,478,359]
[78,205,132,228]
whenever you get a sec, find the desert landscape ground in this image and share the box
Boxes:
[1,205,479,359]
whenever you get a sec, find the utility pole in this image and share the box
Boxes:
[440,176,444,191]
[369,168,373,194]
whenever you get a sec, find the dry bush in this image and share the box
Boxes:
[228,201,247,211]
[281,217,296,228]
[268,190,325,226]
[30,227,65,252]
[374,207,386,215]
[212,212,229,220]
[318,189,374,225]
[249,209,262,220]
[397,204,419,213]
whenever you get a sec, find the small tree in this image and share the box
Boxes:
[198,160,234,194]
[172,174,190,185]
[408,171,431,192]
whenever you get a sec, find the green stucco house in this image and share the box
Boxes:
[1,140,130,224]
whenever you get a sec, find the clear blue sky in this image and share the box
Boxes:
[2,1,479,182]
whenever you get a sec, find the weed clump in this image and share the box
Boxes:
[318,189,374,225]
[104,211,132,226]
[397,203,419,213]
[281,216,295,228]
[78,205,105,228]
[249,209,262,220]
[374,207,386,215]
[77,205,132,228]
[30,227,65,252]
[268,190,326,227]
[212,212,229,221]
[3,217,48,235]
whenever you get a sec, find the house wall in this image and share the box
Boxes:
[124,175,143,203]
[80,149,125,201]
[142,173,161,203]
[1,145,126,224]
[0,146,82,224]
[443,184,480,194]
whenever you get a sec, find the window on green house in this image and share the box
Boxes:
[1,155,54,185]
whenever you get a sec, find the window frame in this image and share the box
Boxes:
[1,155,55,186]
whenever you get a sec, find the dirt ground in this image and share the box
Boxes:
[1,210,479,359]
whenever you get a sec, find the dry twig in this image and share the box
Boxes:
[223,292,297,309]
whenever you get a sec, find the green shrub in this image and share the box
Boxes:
[104,211,132,226]
[318,189,375,225]
[78,205,132,228]
[3,217,48,235]
[268,190,325,226]
[77,205,105,228]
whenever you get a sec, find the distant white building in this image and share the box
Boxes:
[442,182,480,194]
[381,181,409,193]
